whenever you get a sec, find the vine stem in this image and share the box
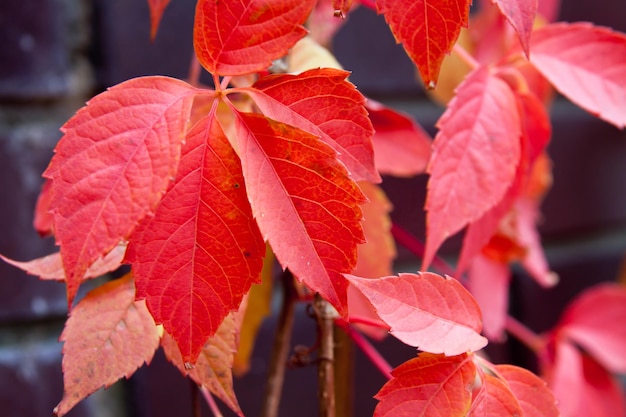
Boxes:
[200,386,224,417]
[504,315,545,353]
[260,270,297,417]
[452,43,480,69]
[335,319,393,380]
[314,294,336,417]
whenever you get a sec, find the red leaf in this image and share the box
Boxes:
[470,373,523,416]
[492,0,537,56]
[424,67,521,270]
[162,314,243,416]
[34,180,54,236]
[529,23,626,128]
[193,0,316,76]
[126,113,264,363]
[243,68,379,182]
[556,283,626,374]
[346,272,487,355]
[546,341,584,417]
[366,99,432,177]
[495,364,559,417]
[374,353,476,416]
[377,0,471,87]
[235,112,366,315]
[43,76,196,307]
[53,274,159,416]
[147,0,171,40]
[1,243,126,282]
[467,254,510,341]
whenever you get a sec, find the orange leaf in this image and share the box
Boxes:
[424,66,521,270]
[53,274,159,416]
[126,112,264,363]
[243,68,379,182]
[377,0,471,87]
[470,373,523,416]
[235,112,366,315]
[495,364,559,417]
[162,314,243,416]
[347,272,487,355]
[374,353,476,416]
[43,76,197,307]
[193,0,316,76]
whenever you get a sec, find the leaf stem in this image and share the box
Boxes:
[504,315,545,353]
[391,223,456,277]
[260,270,297,417]
[314,294,336,417]
[199,386,224,417]
[452,43,479,70]
[335,319,393,380]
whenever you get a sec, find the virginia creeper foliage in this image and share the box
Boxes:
[3,0,626,415]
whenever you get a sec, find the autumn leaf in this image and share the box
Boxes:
[366,99,432,177]
[33,179,54,236]
[555,283,626,374]
[374,353,476,416]
[43,76,197,308]
[147,0,171,40]
[235,111,366,315]
[193,0,316,76]
[1,243,126,282]
[377,0,471,87]
[162,314,243,416]
[492,0,537,56]
[470,373,523,416]
[242,68,379,183]
[347,272,487,355]
[424,66,521,270]
[234,245,275,375]
[495,364,559,417]
[126,112,264,363]
[529,22,626,128]
[53,274,159,416]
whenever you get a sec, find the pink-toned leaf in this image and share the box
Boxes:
[529,23,626,128]
[424,67,521,270]
[33,179,54,236]
[346,272,487,355]
[492,0,537,56]
[347,182,395,339]
[495,364,559,417]
[235,112,366,316]
[374,353,476,416]
[53,274,159,416]
[515,198,558,287]
[536,0,560,22]
[576,352,626,417]
[1,243,127,282]
[193,0,316,76]
[162,314,243,416]
[545,341,584,417]
[147,0,171,40]
[557,283,626,373]
[43,76,197,307]
[244,68,379,182]
[467,254,510,341]
[377,0,471,87]
[470,373,523,416]
[366,99,432,177]
[126,113,264,363]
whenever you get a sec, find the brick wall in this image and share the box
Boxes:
[1,1,625,416]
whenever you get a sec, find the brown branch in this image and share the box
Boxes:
[333,324,353,417]
[260,270,297,417]
[314,294,336,417]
